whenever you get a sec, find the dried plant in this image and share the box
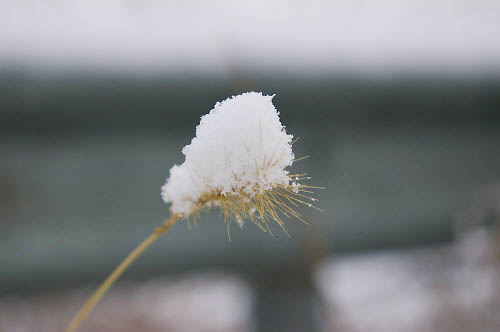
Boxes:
[66,92,321,332]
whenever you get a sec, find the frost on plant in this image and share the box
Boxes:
[161,92,320,234]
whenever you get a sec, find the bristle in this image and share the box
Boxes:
[181,179,321,236]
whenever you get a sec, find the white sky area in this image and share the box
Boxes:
[1,0,499,75]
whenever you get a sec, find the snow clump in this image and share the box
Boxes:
[161,92,295,217]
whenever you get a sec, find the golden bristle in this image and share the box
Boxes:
[182,176,323,238]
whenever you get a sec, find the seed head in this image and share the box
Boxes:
[161,92,321,234]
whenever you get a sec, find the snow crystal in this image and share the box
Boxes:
[161,92,295,217]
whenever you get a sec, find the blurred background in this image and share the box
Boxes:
[1,1,500,331]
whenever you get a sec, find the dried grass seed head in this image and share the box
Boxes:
[161,92,318,231]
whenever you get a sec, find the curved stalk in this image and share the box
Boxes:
[65,215,179,332]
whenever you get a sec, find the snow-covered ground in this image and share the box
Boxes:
[2,228,499,332]
[316,228,500,332]
[0,272,255,332]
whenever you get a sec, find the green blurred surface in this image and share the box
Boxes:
[1,73,500,293]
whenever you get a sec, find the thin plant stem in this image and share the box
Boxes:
[65,215,179,332]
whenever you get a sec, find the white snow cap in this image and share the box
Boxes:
[161,92,295,217]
